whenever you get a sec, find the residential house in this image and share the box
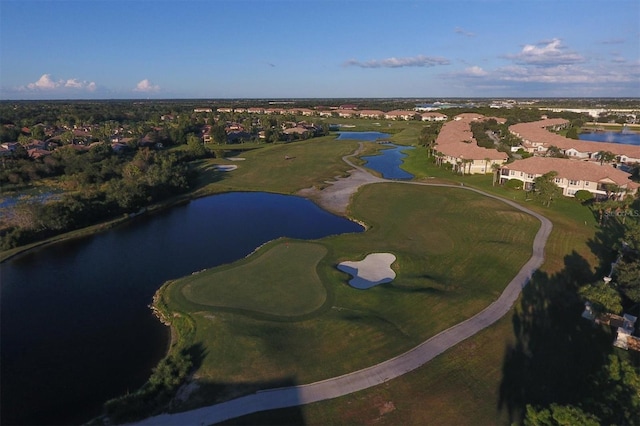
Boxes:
[384,110,418,120]
[337,109,356,118]
[194,108,213,113]
[358,110,385,119]
[499,157,639,198]
[509,119,640,164]
[27,148,52,159]
[421,112,447,122]
[433,113,508,174]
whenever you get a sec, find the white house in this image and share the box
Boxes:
[499,157,639,198]
[421,112,447,122]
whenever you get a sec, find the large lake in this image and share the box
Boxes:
[579,130,640,145]
[0,192,363,425]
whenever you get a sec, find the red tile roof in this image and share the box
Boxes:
[510,119,640,160]
[504,157,639,188]
[435,114,508,161]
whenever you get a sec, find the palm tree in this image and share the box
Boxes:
[492,163,502,186]
[597,150,616,165]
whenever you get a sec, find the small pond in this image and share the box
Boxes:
[336,131,391,141]
[362,144,415,179]
[0,192,363,425]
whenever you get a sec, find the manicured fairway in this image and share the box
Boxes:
[181,242,328,317]
[159,181,539,408]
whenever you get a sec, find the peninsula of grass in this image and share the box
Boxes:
[178,242,328,317]
[157,181,540,410]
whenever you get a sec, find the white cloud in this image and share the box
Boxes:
[463,66,488,77]
[25,74,97,92]
[507,38,584,66]
[454,27,475,37]
[134,79,160,92]
[27,74,60,90]
[344,55,450,68]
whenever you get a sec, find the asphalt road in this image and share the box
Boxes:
[132,145,553,426]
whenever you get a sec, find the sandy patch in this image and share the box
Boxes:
[214,164,238,172]
[337,253,396,289]
[227,157,246,161]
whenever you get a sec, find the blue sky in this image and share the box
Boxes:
[1,0,638,99]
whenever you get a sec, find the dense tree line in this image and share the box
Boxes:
[1,145,196,250]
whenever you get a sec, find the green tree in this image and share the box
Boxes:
[615,219,640,303]
[578,281,622,314]
[533,171,562,207]
[565,127,579,139]
[596,150,616,165]
[524,404,599,426]
[209,123,227,144]
[186,134,207,158]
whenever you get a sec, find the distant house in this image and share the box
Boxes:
[384,110,418,120]
[359,110,385,119]
[216,107,233,113]
[283,126,311,137]
[27,148,52,159]
[1,142,20,152]
[509,118,640,164]
[194,108,213,113]
[337,109,356,118]
[421,112,447,122]
[499,157,639,198]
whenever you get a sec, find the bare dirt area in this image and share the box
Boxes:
[297,143,384,215]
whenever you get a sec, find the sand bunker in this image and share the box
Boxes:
[214,165,238,172]
[337,253,396,289]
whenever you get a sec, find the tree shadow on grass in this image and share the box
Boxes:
[193,163,234,188]
[498,252,613,424]
[174,376,307,426]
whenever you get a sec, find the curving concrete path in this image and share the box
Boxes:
[132,143,552,426]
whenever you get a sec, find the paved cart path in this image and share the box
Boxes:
[132,143,552,426]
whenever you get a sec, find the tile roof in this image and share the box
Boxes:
[434,114,508,161]
[510,119,640,159]
[504,157,639,188]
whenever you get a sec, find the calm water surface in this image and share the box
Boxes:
[362,144,415,179]
[336,131,390,141]
[0,192,362,425]
[579,130,640,145]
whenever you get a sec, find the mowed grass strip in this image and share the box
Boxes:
[180,242,328,317]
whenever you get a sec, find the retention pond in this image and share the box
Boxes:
[0,192,362,425]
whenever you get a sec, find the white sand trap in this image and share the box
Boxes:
[337,253,396,289]
[227,157,246,161]
[214,164,238,172]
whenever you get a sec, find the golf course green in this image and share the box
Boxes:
[158,176,539,405]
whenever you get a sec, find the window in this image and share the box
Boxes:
[527,173,534,179]
[510,170,515,176]
[569,180,579,185]
[555,178,562,183]
[585,181,589,186]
